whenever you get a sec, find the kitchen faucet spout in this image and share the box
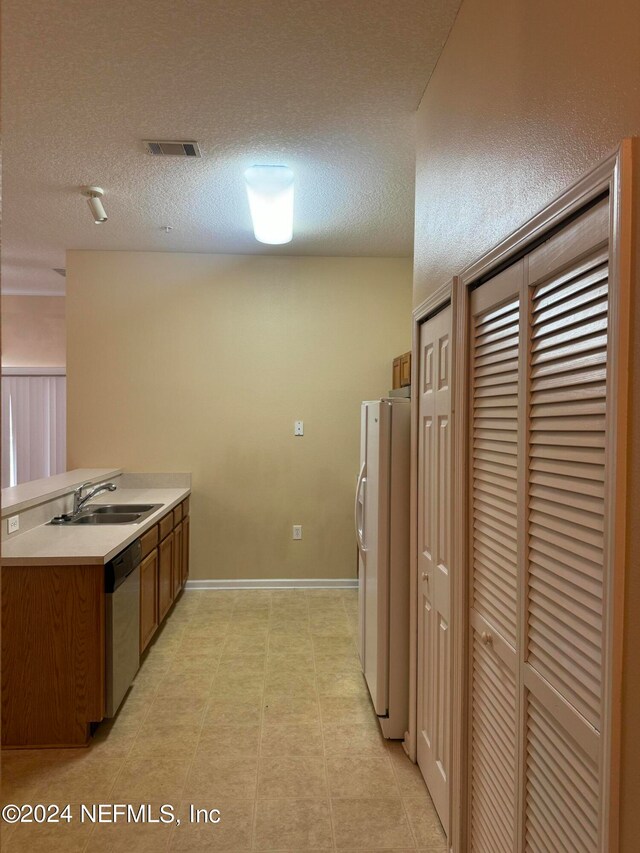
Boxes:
[72,481,117,516]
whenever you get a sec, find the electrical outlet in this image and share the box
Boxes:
[7,515,20,534]
[294,420,304,436]
[292,525,302,540]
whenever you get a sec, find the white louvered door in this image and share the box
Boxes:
[468,261,523,853]
[521,199,610,853]
[467,198,612,853]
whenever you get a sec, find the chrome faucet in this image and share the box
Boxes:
[72,481,117,516]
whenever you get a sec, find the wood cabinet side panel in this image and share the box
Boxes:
[182,514,190,585]
[1,564,104,747]
[173,522,183,599]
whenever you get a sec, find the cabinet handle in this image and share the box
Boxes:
[480,631,493,646]
[421,571,429,581]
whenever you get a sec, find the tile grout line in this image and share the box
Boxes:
[82,597,193,853]
[18,588,400,853]
[388,744,420,850]
[317,593,341,852]
[250,591,274,851]
[155,594,214,851]
[171,594,226,852]
[342,584,418,848]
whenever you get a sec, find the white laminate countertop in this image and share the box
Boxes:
[1,487,190,567]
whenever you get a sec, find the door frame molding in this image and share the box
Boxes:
[406,280,452,766]
[449,141,634,852]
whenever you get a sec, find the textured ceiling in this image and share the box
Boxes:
[2,0,460,294]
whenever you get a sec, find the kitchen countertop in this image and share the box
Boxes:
[1,486,190,567]
[1,468,123,517]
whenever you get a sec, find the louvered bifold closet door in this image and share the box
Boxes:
[468,261,524,853]
[522,199,610,853]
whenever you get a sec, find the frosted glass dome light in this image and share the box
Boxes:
[244,165,294,245]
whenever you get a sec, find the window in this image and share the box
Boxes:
[1,369,66,487]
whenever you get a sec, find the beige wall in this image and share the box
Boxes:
[1,295,66,367]
[414,0,640,306]
[415,2,640,845]
[66,251,411,581]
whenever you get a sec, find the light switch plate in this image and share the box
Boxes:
[294,420,304,436]
[292,525,302,540]
[7,515,20,534]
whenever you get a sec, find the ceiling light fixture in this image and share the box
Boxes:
[244,166,294,245]
[81,186,107,224]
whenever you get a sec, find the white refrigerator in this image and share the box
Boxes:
[355,398,410,739]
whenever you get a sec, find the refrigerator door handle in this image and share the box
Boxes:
[355,461,366,554]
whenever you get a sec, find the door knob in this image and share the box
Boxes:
[480,631,493,646]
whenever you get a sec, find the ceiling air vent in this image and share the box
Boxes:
[143,140,201,157]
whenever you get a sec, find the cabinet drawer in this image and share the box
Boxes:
[182,496,190,517]
[140,525,159,560]
[173,503,183,525]
[159,512,173,541]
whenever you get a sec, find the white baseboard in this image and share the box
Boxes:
[184,578,358,591]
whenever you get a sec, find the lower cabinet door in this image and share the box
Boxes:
[139,548,159,653]
[173,522,183,599]
[182,515,190,585]
[158,533,174,621]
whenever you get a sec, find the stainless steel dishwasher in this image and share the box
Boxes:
[105,539,141,716]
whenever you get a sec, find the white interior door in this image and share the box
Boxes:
[416,305,452,835]
[520,201,610,852]
[468,261,523,852]
[465,199,611,852]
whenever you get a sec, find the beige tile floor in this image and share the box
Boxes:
[1,589,446,851]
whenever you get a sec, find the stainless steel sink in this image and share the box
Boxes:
[72,513,142,524]
[49,503,163,526]
[87,504,156,514]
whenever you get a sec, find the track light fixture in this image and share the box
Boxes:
[81,186,107,224]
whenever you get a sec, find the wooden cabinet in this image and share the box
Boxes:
[392,351,412,389]
[2,564,105,747]
[182,513,190,585]
[140,524,158,559]
[159,512,173,542]
[173,521,183,599]
[392,356,402,389]
[141,497,191,652]
[158,530,174,621]
[139,548,159,654]
[1,494,191,748]
[400,351,411,386]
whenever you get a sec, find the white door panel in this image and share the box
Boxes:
[417,305,452,835]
